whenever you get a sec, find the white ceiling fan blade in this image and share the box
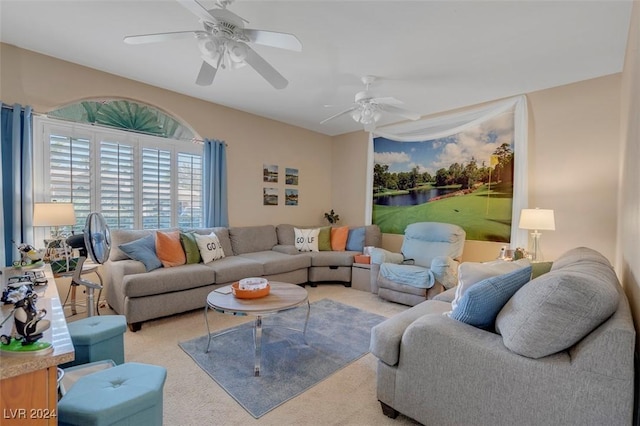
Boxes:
[196,59,218,86]
[371,96,404,106]
[320,106,359,124]
[176,0,217,24]
[123,30,205,45]
[244,29,302,52]
[379,104,421,121]
[244,45,288,89]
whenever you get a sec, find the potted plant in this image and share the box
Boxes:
[324,209,340,225]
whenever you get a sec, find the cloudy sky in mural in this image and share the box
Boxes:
[374,109,515,175]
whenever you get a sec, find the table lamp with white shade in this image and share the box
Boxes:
[518,208,555,261]
[33,202,76,238]
[33,202,76,270]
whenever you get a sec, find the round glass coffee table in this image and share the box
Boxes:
[204,281,310,376]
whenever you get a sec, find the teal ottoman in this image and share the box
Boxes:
[58,362,167,426]
[62,315,126,368]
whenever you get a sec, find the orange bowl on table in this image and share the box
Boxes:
[231,282,271,299]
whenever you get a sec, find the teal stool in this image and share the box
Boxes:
[58,362,167,426]
[61,315,126,368]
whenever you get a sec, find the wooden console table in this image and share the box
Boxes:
[0,265,74,425]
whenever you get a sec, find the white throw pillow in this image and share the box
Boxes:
[195,232,225,263]
[294,228,320,252]
[451,259,531,311]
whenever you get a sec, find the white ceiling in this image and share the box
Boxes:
[0,0,633,136]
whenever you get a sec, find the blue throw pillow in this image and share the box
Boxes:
[346,227,365,252]
[119,234,162,272]
[450,266,532,329]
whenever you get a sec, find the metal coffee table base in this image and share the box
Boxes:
[204,301,310,376]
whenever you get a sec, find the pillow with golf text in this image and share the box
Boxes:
[195,232,225,263]
[294,227,320,252]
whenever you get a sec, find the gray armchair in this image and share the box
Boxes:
[371,222,466,306]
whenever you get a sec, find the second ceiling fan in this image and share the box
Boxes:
[124,0,302,89]
[321,76,421,131]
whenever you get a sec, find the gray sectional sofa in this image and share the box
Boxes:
[104,224,381,331]
[370,247,635,425]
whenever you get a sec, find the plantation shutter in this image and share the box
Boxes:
[48,133,91,233]
[100,140,135,230]
[177,152,203,228]
[141,147,172,229]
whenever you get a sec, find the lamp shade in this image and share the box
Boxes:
[518,208,555,231]
[33,203,76,227]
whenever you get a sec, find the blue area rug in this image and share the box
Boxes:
[178,298,386,418]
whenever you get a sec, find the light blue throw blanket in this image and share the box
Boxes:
[380,263,434,289]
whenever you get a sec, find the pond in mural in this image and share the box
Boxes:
[373,107,516,242]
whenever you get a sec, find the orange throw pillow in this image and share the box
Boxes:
[156,230,186,267]
[330,226,349,251]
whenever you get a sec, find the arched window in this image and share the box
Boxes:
[34,99,204,233]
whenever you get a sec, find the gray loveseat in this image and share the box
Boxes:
[370,247,635,425]
[104,224,380,331]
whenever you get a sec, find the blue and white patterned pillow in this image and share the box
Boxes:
[450,266,532,329]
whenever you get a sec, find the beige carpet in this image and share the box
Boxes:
[66,284,421,426]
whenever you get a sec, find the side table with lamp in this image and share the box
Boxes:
[518,208,556,262]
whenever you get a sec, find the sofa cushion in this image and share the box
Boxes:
[307,251,358,267]
[331,226,349,251]
[119,235,162,272]
[450,266,532,329]
[495,263,620,359]
[238,251,311,275]
[452,259,531,310]
[294,227,320,252]
[121,264,215,298]
[180,232,201,264]
[204,256,264,284]
[318,227,332,251]
[346,227,365,252]
[195,232,225,263]
[155,230,186,268]
[229,225,277,255]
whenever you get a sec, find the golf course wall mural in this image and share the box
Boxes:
[372,105,517,243]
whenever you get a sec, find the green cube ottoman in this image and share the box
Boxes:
[58,362,166,426]
[61,315,126,368]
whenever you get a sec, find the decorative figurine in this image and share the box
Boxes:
[0,293,51,347]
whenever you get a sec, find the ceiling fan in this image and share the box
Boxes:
[321,76,421,131]
[123,0,302,89]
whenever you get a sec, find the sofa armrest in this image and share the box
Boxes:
[430,256,459,289]
[370,300,451,365]
[370,248,404,265]
[433,286,457,302]
[272,245,300,255]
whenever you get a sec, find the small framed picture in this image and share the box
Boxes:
[285,189,298,206]
[263,164,278,183]
[263,187,278,206]
[285,168,299,185]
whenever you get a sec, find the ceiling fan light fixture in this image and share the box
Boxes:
[227,41,248,66]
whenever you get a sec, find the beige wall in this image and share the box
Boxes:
[0,43,333,227]
[0,43,626,266]
[332,75,622,263]
[619,1,640,346]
